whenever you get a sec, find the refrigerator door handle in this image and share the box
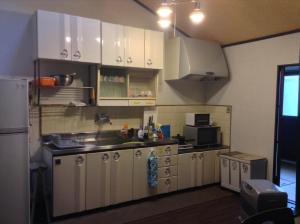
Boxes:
[0,127,28,135]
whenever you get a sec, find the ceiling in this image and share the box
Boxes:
[136,0,300,45]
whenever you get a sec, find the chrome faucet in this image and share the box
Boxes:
[95,113,112,125]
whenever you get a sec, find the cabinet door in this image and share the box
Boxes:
[102,22,124,66]
[37,10,71,60]
[240,162,251,182]
[178,153,196,190]
[124,26,144,68]
[203,151,215,185]
[86,152,111,210]
[196,152,204,186]
[214,150,222,183]
[133,148,157,200]
[71,16,101,63]
[230,160,240,191]
[145,30,164,69]
[220,157,230,187]
[157,177,177,193]
[52,154,86,217]
[110,149,133,204]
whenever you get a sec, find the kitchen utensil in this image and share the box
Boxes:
[35,77,55,87]
[51,73,76,86]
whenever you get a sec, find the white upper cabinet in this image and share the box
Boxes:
[145,30,164,69]
[102,23,145,68]
[71,16,101,63]
[124,26,145,68]
[37,10,71,60]
[101,22,125,66]
[36,10,100,63]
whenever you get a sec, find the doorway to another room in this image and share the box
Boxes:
[274,64,300,214]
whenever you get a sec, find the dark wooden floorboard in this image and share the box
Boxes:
[52,186,242,224]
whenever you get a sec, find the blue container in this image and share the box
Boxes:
[160,124,171,139]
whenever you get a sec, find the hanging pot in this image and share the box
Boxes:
[51,73,77,86]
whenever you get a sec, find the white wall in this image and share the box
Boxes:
[205,32,300,179]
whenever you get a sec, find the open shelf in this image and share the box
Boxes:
[38,86,94,89]
[97,67,157,106]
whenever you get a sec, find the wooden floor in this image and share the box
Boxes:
[50,185,242,224]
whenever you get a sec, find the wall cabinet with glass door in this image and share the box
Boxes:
[97,68,157,106]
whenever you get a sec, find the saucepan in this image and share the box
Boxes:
[51,73,77,86]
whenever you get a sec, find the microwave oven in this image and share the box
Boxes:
[185,113,210,126]
[183,125,221,147]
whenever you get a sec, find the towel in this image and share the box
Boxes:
[147,153,158,188]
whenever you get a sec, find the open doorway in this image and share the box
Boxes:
[274,64,300,214]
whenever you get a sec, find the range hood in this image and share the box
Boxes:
[165,37,229,81]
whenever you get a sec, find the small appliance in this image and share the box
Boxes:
[183,125,221,147]
[185,113,210,126]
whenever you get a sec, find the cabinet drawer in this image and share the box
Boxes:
[156,145,178,157]
[158,166,177,178]
[98,99,129,106]
[158,155,177,167]
[128,99,156,106]
[157,176,178,194]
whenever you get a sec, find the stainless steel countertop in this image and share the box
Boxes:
[45,139,178,156]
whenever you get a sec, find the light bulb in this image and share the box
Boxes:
[157,5,172,18]
[190,10,205,24]
[158,19,171,29]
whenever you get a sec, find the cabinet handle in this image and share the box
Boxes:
[102,153,109,161]
[113,152,120,161]
[76,156,84,165]
[242,164,248,173]
[116,56,122,63]
[222,159,227,167]
[165,178,171,186]
[165,146,171,155]
[192,153,197,160]
[73,50,81,59]
[135,150,142,157]
[127,57,132,64]
[165,157,171,165]
[60,49,68,58]
[147,59,153,65]
[232,161,237,170]
[164,168,171,176]
[198,153,204,159]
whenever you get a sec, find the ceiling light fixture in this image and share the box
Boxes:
[158,18,171,29]
[156,1,205,30]
[157,1,173,18]
[190,1,205,24]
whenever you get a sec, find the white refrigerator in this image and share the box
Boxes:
[0,79,30,224]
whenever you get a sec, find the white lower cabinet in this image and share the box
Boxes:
[52,154,86,217]
[220,152,267,192]
[178,153,197,190]
[229,160,240,191]
[203,151,216,185]
[196,152,204,186]
[240,162,251,182]
[220,157,230,187]
[86,152,111,210]
[110,149,134,205]
[158,177,178,194]
[133,147,157,200]
[178,152,205,190]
